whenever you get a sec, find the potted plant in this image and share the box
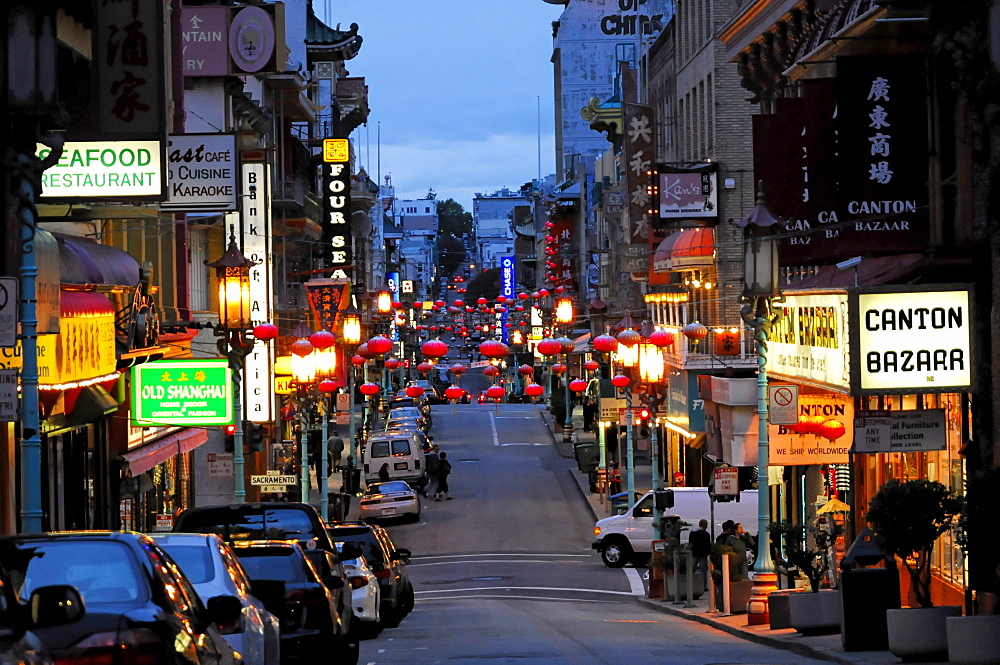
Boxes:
[867,478,964,660]
[946,466,1000,665]
[647,518,704,600]
[771,518,844,634]
[710,542,753,613]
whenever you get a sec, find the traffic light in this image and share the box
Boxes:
[636,407,651,422]
[654,489,674,510]
[223,424,236,452]
[246,422,264,453]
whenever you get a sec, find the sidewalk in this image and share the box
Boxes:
[540,407,941,665]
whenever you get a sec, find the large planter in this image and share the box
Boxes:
[788,589,841,635]
[886,605,961,661]
[647,576,665,599]
[714,578,754,614]
[946,615,1000,665]
[665,572,705,601]
[770,589,806,630]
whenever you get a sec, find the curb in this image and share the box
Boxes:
[636,597,878,665]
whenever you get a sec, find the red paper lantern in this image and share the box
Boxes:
[253,322,278,340]
[524,383,544,397]
[290,338,314,357]
[518,364,534,376]
[319,379,337,393]
[477,297,488,305]
[649,330,675,348]
[539,289,550,297]
[422,339,449,358]
[592,334,619,353]
[367,335,393,355]
[449,364,466,375]
[483,365,500,378]
[384,358,400,370]
[557,337,575,354]
[453,300,465,307]
[445,386,465,401]
[819,419,846,441]
[801,415,826,435]
[356,343,374,359]
[351,354,367,367]
[517,292,530,301]
[497,296,507,303]
[683,321,708,340]
[616,330,641,348]
[416,362,433,374]
[531,291,541,299]
[308,329,335,350]
[479,340,509,358]
[569,379,588,393]
[359,382,380,396]
[486,385,505,399]
[551,363,567,375]
[611,374,631,388]
[405,385,425,397]
[392,301,404,310]
[583,360,599,372]
[434,300,445,308]
[537,338,562,357]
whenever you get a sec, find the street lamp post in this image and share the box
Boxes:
[736,182,783,625]
[638,341,666,534]
[611,374,634,507]
[209,227,259,502]
[342,302,363,460]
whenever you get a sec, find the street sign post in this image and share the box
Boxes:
[768,384,798,425]
[250,474,296,485]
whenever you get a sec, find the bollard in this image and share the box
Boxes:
[685,550,695,607]
[708,559,717,613]
[722,554,732,615]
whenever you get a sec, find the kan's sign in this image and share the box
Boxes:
[322,138,352,279]
[850,286,974,394]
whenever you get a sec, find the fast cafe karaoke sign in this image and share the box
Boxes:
[849,285,975,395]
[322,139,352,279]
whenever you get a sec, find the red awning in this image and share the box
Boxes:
[121,429,209,476]
[652,227,714,272]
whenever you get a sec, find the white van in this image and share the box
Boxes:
[362,431,427,488]
[591,487,759,567]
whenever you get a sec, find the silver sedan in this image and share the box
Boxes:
[358,481,421,522]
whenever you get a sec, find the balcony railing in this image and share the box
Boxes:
[655,324,759,372]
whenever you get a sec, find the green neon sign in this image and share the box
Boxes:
[132,359,233,426]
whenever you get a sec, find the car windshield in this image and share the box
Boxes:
[11,541,143,605]
[389,408,420,418]
[157,544,216,584]
[180,507,317,542]
[234,546,308,583]
[368,481,411,495]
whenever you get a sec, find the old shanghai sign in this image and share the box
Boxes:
[849,285,975,395]
[132,359,233,427]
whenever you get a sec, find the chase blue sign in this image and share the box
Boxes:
[500,256,515,343]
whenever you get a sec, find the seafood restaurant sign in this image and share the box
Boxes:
[849,285,974,395]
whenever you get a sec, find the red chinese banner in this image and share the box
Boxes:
[305,279,350,332]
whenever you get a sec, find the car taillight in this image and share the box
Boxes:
[56,628,162,665]
[372,568,391,580]
[287,587,328,606]
[415,460,421,469]
[348,575,369,590]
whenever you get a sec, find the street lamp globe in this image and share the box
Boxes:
[342,303,362,345]
[208,227,255,330]
[554,297,574,325]
[376,291,393,314]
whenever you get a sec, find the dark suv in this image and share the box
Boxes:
[327,522,414,627]
[0,532,242,665]
[174,502,334,551]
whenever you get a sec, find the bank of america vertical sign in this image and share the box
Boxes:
[322,139,352,279]
[241,162,273,422]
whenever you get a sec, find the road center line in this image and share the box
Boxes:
[490,411,499,446]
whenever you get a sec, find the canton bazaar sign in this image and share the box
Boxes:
[849,285,974,394]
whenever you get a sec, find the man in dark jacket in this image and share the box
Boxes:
[688,519,712,591]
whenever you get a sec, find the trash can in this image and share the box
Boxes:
[840,567,900,651]
[327,492,351,523]
[574,442,597,473]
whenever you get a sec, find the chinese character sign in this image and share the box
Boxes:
[836,56,929,251]
[622,103,655,250]
[322,145,353,279]
[305,280,350,332]
[96,0,165,137]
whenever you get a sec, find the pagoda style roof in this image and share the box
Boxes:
[306,3,363,60]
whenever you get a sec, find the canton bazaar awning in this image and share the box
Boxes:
[652,227,714,272]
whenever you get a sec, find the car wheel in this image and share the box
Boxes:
[600,539,632,568]
[402,580,415,614]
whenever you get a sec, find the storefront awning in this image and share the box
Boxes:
[55,233,140,287]
[652,227,714,272]
[121,429,208,476]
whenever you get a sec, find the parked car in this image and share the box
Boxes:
[358,480,421,523]
[231,540,358,665]
[151,532,282,665]
[0,532,243,665]
[0,559,84,665]
[407,380,443,404]
[173,501,335,552]
[334,542,381,638]
[327,523,414,627]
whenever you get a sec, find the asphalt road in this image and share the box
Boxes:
[359,403,831,664]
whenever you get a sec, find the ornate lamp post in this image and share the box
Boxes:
[637,339,666,534]
[209,227,257,502]
[341,303,362,460]
[611,374,633,506]
[289,327,315,502]
[736,182,783,625]
[557,336,576,441]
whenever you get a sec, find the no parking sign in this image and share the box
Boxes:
[768,384,798,425]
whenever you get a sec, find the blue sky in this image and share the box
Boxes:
[318,1,564,209]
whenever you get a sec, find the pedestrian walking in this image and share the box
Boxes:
[609,461,622,495]
[582,396,598,432]
[726,522,750,578]
[688,518,712,590]
[327,429,345,469]
[424,444,441,497]
[378,463,390,483]
[435,451,453,500]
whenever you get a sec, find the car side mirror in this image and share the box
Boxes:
[339,543,363,560]
[393,548,411,563]
[29,585,85,628]
[205,594,243,626]
[323,575,345,590]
